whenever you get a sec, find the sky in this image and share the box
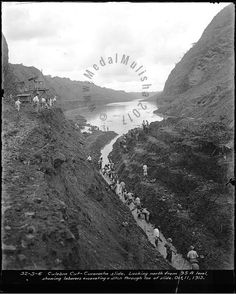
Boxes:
[2,2,231,92]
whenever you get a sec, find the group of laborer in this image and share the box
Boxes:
[153,227,201,269]
[96,156,152,222]
[15,94,57,112]
[95,155,203,269]
[86,125,203,269]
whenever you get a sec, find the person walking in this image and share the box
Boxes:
[15,98,21,112]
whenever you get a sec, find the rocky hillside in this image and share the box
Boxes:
[2,100,172,270]
[155,4,234,126]
[110,118,234,269]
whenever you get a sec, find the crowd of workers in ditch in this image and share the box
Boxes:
[87,150,202,270]
[15,94,57,112]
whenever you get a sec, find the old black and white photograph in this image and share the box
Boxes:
[1,1,235,293]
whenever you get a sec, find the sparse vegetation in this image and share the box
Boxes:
[111,118,234,269]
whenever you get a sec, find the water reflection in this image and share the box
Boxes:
[65,99,163,135]
[65,99,163,165]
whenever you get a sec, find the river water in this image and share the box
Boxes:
[65,98,163,165]
[65,98,163,164]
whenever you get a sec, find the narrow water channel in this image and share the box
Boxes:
[66,98,192,269]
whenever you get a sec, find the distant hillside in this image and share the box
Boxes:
[4,62,137,111]
[154,4,234,126]
[128,91,159,99]
[45,75,138,110]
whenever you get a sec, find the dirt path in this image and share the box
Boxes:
[100,172,192,270]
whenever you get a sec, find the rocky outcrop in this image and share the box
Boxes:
[155,4,234,126]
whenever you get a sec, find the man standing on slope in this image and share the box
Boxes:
[15,98,21,112]
[143,164,148,178]
[132,196,141,211]
[126,192,134,206]
[98,157,103,170]
[153,225,162,248]
[33,94,39,112]
[120,181,126,197]
[165,238,176,263]
[115,180,122,198]
[187,246,199,270]
[49,97,53,108]
[41,97,48,109]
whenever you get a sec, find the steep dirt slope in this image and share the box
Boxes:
[110,119,234,269]
[2,100,171,270]
[155,4,234,126]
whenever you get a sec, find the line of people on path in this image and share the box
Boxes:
[98,158,203,269]
[86,153,204,269]
[15,95,57,112]
[98,159,177,264]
